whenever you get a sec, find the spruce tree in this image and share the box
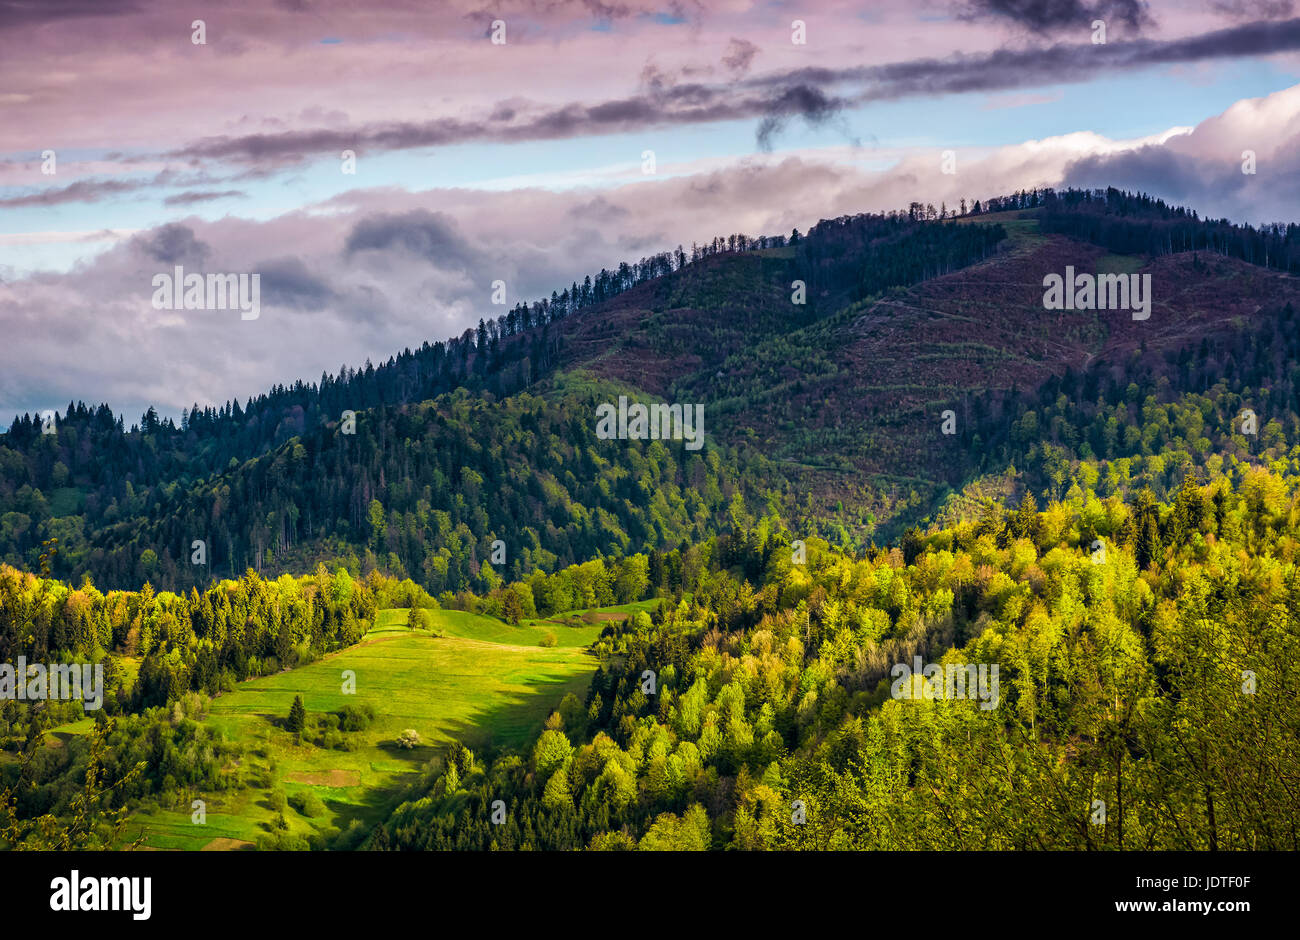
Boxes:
[287,694,306,732]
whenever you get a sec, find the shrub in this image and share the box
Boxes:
[339,703,375,732]
[289,790,326,818]
[539,632,558,648]
[257,830,309,851]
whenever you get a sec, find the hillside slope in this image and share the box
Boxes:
[6,189,1300,591]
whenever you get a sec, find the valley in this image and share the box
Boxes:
[84,605,639,850]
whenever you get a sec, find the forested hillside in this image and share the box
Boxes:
[5,188,1300,852]
[0,207,1008,590]
[373,471,1300,850]
[0,563,392,848]
[8,465,1298,850]
[9,188,1300,599]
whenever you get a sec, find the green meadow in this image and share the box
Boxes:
[122,604,651,850]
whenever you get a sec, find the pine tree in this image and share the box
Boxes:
[1171,472,1203,545]
[1012,493,1038,541]
[287,694,306,732]
[1134,489,1162,569]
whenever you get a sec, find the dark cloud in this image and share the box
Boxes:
[0,0,139,31]
[759,15,1300,104]
[1063,145,1213,200]
[1060,142,1300,225]
[756,84,857,151]
[343,209,481,268]
[254,256,336,309]
[164,16,1300,172]
[162,189,247,206]
[0,177,141,208]
[0,168,248,209]
[640,61,680,94]
[957,0,1151,33]
[133,223,211,265]
[1211,0,1294,18]
[172,91,749,166]
[172,81,855,167]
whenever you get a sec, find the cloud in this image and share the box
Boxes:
[133,223,211,265]
[1210,0,1295,19]
[254,256,336,310]
[765,16,1300,104]
[0,177,142,208]
[7,83,1300,424]
[566,195,629,220]
[169,84,814,167]
[1059,84,1300,224]
[343,209,482,269]
[163,189,247,206]
[956,0,1151,34]
[0,167,247,209]
[0,0,139,31]
[755,84,855,151]
[152,17,1300,174]
[722,37,758,76]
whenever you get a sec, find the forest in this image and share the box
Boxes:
[0,213,1010,592]
[7,187,1298,602]
[4,188,1300,851]
[7,466,1298,850]
[373,467,1300,850]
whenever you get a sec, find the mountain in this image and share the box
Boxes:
[6,186,1300,854]
[4,187,1300,596]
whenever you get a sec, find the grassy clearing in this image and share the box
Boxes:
[1096,253,1146,275]
[123,603,638,850]
[423,608,600,647]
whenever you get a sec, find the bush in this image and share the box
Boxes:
[539,632,558,648]
[257,831,309,851]
[333,819,369,851]
[289,790,326,818]
[339,703,375,732]
[396,729,421,749]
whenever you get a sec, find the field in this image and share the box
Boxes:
[121,604,650,850]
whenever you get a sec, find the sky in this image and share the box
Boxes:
[3,0,1300,426]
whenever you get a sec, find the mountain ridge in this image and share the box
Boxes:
[5,188,1300,591]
